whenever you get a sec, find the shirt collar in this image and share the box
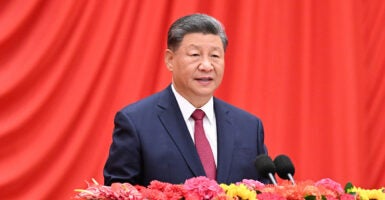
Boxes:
[171,84,215,124]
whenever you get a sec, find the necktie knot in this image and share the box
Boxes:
[192,109,205,121]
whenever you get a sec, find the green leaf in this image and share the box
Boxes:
[304,195,316,200]
[344,182,354,193]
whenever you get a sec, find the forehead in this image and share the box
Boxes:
[179,33,224,51]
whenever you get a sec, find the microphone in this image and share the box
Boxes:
[273,154,296,185]
[254,154,277,185]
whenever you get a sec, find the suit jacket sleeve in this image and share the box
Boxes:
[103,111,142,185]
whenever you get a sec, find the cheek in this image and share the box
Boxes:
[216,64,225,76]
[174,66,194,81]
[215,67,225,84]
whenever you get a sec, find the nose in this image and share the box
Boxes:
[198,57,213,71]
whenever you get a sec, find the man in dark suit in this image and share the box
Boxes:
[104,13,268,186]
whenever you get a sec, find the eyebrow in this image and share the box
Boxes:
[186,44,222,51]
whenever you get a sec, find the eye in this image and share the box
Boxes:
[190,53,200,57]
[211,54,220,58]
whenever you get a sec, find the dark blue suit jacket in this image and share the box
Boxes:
[104,85,268,186]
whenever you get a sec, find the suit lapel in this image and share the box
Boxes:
[157,86,206,177]
[214,99,236,184]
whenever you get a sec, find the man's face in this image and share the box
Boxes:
[165,33,225,106]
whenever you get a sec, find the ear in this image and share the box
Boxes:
[164,49,174,71]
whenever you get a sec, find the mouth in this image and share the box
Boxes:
[195,77,213,83]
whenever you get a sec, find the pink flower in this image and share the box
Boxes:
[183,176,225,199]
[237,179,265,191]
[315,178,344,195]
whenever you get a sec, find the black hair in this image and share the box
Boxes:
[167,13,228,51]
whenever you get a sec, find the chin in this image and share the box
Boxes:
[192,85,217,96]
[196,89,215,98]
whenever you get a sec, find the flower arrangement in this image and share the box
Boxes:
[74,177,384,200]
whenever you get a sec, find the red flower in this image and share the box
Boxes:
[339,194,355,200]
[257,192,286,200]
[110,182,143,199]
[148,180,185,200]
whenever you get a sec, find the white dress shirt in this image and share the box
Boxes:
[171,84,218,165]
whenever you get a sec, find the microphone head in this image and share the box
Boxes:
[273,154,295,180]
[254,154,276,178]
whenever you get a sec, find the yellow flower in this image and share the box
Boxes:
[220,183,257,200]
[348,186,385,200]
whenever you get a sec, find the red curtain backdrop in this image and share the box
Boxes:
[0,0,384,199]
